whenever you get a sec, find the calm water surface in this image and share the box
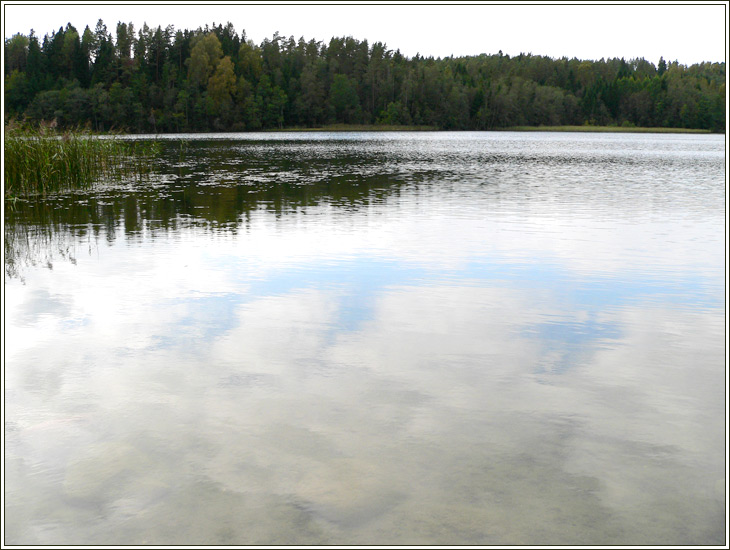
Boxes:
[4,132,726,545]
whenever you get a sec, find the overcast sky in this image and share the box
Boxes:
[2,2,727,66]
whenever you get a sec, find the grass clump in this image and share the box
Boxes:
[4,123,160,198]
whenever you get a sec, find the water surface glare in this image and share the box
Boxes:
[4,131,726,545]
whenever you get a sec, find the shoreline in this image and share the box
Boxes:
[271,124,714,134]
[502,125,713,134]
[4,124,718,137]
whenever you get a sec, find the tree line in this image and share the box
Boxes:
[4,20,726,132]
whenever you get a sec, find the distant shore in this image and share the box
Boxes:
[503,125,713,134]
[272,124,439,132]
[5,122,715,136]
[272,124,714,134]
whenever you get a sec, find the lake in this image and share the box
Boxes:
[3,131,726,545]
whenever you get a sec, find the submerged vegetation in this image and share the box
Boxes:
[4,123,159,198]
[3,20,725,133]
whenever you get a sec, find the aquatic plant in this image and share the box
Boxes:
[4,126,160,198]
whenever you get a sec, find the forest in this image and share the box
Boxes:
[3,20,726,133]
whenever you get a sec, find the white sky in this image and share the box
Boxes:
[2,2,728,66]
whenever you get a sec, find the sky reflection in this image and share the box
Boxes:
[4,133,725,545]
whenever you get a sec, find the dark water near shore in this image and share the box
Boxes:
[4,131,726,545]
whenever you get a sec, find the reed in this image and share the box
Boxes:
[4,126,160,198]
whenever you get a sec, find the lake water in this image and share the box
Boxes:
[4,131,726,545]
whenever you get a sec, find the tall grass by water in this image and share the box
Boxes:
[4,126,160,198]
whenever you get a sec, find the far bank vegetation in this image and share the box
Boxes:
[4,21,726,133]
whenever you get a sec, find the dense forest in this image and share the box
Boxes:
[4,20,726,132]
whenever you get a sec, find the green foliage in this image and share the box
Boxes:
[208,55,236,114]
[5,33,29,74]
[187,32,223,88]
[4,21,725,132]
[376,101,409,125]
[330,74,361,123]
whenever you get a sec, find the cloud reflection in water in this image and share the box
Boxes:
[4,132,725,545]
